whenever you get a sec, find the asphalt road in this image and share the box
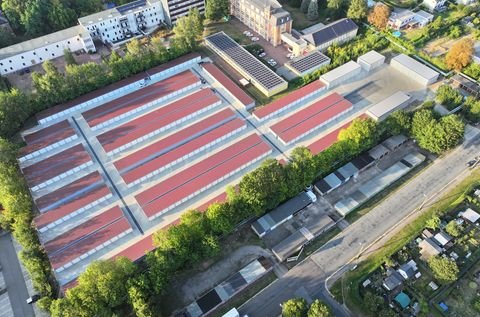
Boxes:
[239,127,480,317]
[0,232,35,317]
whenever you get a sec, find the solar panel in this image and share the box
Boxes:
[117,0,147,14]
[310,18,358,47]
[288,51,330,74]
[205,32,286,90]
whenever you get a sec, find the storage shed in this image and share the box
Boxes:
[390,54,439,86]
[320,61,362,88]
[366,91,412,121]
[357,50,385,72]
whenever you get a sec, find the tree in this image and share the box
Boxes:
[0,89,31,138]
[301,0,311,13]
[368,4,390,29]
[22,0,52,37]
[63,49,77,65]
[206,202,235,234]
[347,0,368,20]
[364,291,384,312]
[282,298,308,317]
[464,96,480,122]
[436,85,463,110]
[338,118,379,151]
[308,299,332,317]
[127,274,155,317]
[284,147,316,196]
[445,38,474,70]
[173,8,204,51]
[383,110,411,136]
[327,0,343,11]
[205,0,230,21]
[472,297,480,313]
[428,256,459,283]
[307,0,319,20]
[438,115,465,150]
[425,216,441,230]
[448,25,463,39]
[48,0,77,31]
[445,220,462,237]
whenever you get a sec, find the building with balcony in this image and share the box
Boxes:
[79,0,165,45]
[161,0,206,25]
[230,0,292,46]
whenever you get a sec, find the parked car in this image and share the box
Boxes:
[251,37,259,41]
[259,52,266,57]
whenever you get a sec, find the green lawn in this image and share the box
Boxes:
[204,21,250,45]
[332,167,480,316]
[279,2,330,30]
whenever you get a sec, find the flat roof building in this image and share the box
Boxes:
[366,91,412,121]
[320,61,362,88]
[205,32,288,97]
[357,50,385,72]
[390,54,439,86]
[285,51,331,77]
[301,18,358,52]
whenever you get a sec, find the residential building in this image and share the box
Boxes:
[419,238,442,261]
[423,0,447,11]
[388,11,417,29]
[433,232,452,247]
[397,260,418,279]
[0,26,95,75]
[79,0,166,45]
[230,0,292,46]
[161,0,205,25]
[300,18,358,52]
[382,271,403,291]
[415,10,434,27]
[460,208,480,223]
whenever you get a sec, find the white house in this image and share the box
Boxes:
[0,26,94,75]
[388,10,434,29]
[460,208,480,223]
[423,0,447,11]
[415,10,434,27]
[397,259,418,280]
[78,0,166,46]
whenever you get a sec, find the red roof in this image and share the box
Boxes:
[253,81,325,120]
[307,121,353,155]
[21,120,76,156]
[196,191,229,211]
[113,233,155,262]
[114,108,237,172]
[34,184,111,229]
[121,118,245,184]
[44,206,123,255]
[279,100,352,144]
[202,63,254,107]
[35,172,103,212]
[270,92,343,135]
[37,53,201,121]
[22,144,91,187]
[83,70,199,127]
[98,89,220,152]
[49,217,131,269]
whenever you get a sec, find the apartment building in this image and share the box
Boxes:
[78,0,165,45]
[230,0,292,46]
[422,0,447,11]
[0,26,94,75]
[301,18,358,52]
[161,0,206,25]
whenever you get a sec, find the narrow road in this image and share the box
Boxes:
[239,127,480,317]
[0,233,35,317]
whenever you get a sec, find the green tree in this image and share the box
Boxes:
[21,0,52,37]
[48,0,76,31]
[425,216,441,230]
[428,256,459,283]
[445,220,462,237]
[32,61,66,106]
[436,85,463,110]
[364,291,384,312]
[308,299,332,317]
[63,49,77,65]
[173,8,203,51]
[284,147,316,196]
[1,0,26,32]
[307,0,319,20]
[206,202,235,234]
[301,0,311,13]
[0,89,31,138]
[205,0,230,21]
[127,274,155,317]
[464,96,480,122]
[239,159,287,215]
[383,110,411,136]
[472,297,480,313]
[438,115,465,150]
[282,298,308,317]
[327,0,343,11]
[338,118,379,151]
[347,0,368,20]
[448,25,463,39]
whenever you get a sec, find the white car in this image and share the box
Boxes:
[259,52,266,58]
[251,37,259,41]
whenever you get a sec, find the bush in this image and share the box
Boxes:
[436,85,463,110]
[282,298,308,317]
[428,256,459,283]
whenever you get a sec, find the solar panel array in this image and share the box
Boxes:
[307,18,358,47]
[205,32,286,90]
[288,51,330,74]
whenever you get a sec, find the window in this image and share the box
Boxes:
[10,67,12,70]
[45,48,48,51]
[68,41,70,44]
[56,44,59,48]
[52,53,55,56]
[8,60,11,63]
[21,56,24,59]
[33,52,36,55]
[40,57,43,61]
[3,69,6,72]
[22,63,25,66]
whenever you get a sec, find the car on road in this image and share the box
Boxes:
[26,295,40,304]
[467,160,477,167]
[251,37,259,41]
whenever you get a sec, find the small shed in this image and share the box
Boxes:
[394,292,411,309]
[357,50,385,72]
[382,134,408,151]
[366,91,412,121]
[368,144,390,160]
[460,208,480,223]
[382,271,403,291]
[320,61,362,88]
[434,232,452,247]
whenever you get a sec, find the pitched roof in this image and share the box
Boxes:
[302,18,358,47]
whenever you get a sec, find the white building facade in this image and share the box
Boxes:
[0,26,94,75]
[422,0,447,11]
[161,0,206,25]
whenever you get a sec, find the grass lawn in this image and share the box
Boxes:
[345,160,431,223]
[278,1,329,30]
[204,21,250,45]
[332,167,480,316]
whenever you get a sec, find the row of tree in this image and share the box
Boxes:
[0,9,204,140]
[282,298,332,317]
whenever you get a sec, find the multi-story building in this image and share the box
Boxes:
[301,18,358,52]
[422,0,447,11]
[161,0,206,25]
[388,11,417,29]
[0,26,94,75]
[230,0,292,46]
[78,0,165,45]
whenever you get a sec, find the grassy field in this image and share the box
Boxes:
[331,168,480,316]
[204,21,250,45]
[279,2,330,30]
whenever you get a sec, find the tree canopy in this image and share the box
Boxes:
[445,38,474,70]
[205,0,230,21]
[425,216,441,230]
[435,85,463,110]
[307,0,319,20]
[308,299,332,317]
[428,256,459,283]
[282,298,309,317]
[445,220,462,237]
[368,4,390,29]
[347,0,368,20]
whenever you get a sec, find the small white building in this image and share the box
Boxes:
[0,26,94,75]
[366,91,412,121]
[423,0,447,11]
[79,0,166,46]
[415,10,434,27]
[357,50,385,72]
[319,61,362,88]
[397,259,418,280]
[390,54,439,86]
[460,208,480,223]
[433,232,452,247]
[388,11,416,29]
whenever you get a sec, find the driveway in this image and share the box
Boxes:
[239,125,480,317]
[0,232,35,317]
